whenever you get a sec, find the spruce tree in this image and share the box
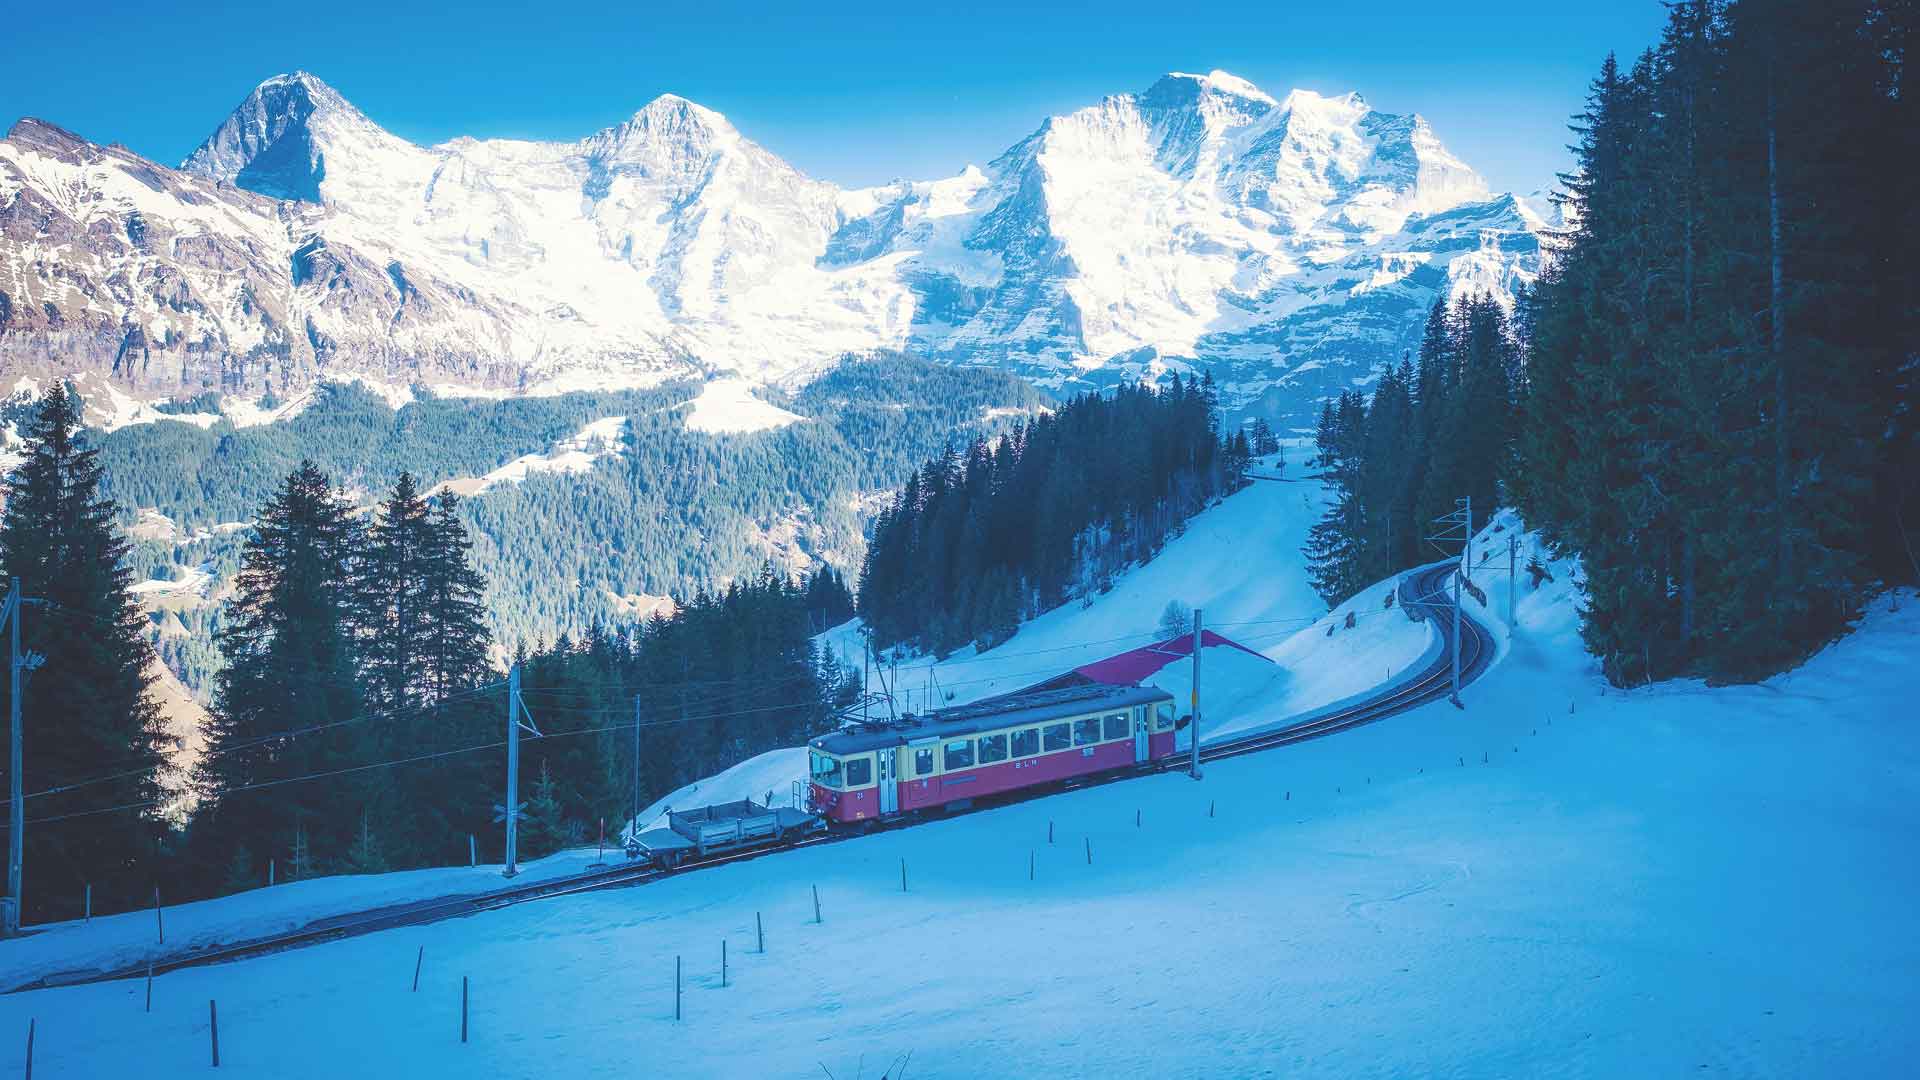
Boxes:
[0,384,169,920]
[198,461,363,868]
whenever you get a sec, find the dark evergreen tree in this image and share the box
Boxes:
[0,384,169,920]
[197,461,363,870]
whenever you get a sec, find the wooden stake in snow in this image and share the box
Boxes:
[813,884,822,924]
[900,858,907,892]
[24,1018,33,1080]
[756,911,764,953]
[209,1000,220,1067]
[674,956,682,1021]
[1048,820,1054,845]
[153,887,163,944]
[412,946,424,992]
[461,977,469,1043]
[144,963,152,1013]
[83,884,90,923]
[1084,837,1092,865]
[469,834,476,867]
[1135,809,1140,828]
[1209,800,1215,818]
[1029,851,1035,881]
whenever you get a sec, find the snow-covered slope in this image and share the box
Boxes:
[8,505,1916,1075]
[1,71,1543,425]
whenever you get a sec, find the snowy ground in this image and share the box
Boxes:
[6,459,1917,1074]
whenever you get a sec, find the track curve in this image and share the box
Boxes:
[10,560,1496,993]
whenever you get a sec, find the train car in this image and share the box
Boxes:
[807,684,1179,825]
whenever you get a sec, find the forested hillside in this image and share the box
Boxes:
[1514,0,1917,684]
[860,375,1251,656]
[71,354,1043,697]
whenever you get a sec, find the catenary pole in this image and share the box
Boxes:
[1508,534,1517,626]
[6,579,21,935]
[504,663,522,878]
[1189,607,1203,780]
[1451,568,1463,706]
[632,694,643,841]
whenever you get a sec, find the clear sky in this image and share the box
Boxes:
[2,1,1669,195]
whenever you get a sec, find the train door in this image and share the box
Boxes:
[877,748,898,815]
[1133,707,1150,764]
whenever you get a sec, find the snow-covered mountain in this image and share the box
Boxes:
[0,70,1546,425]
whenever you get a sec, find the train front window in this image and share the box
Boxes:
[810,751,844,789]
[1103,713,1129,740]
[1073,717,1101,745]
[1042,723,1071,752]
[844,755,873,787]
[944,739,975,770]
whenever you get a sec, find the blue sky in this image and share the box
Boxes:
[2,1,1668,194]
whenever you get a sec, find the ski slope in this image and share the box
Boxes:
[6,478,1918,1075]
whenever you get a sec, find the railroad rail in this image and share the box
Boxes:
[9,560,1493,993]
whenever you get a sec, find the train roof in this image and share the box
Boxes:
[811,683,1175,755]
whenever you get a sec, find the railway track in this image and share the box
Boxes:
[12,560,1494,993]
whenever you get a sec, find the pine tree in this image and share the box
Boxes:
[0,384,169,920]
[520,758,566,859]
[339,812,390,875]
[198,461,363,868]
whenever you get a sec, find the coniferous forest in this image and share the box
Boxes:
[859,374,1252,656]
[0,386,860,920]
[1517,0,1916,684]
[1306,0,1915,687]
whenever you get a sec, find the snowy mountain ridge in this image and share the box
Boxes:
[0,70,1546,425]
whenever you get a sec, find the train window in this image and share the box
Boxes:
[1073,717,1101,745]
[809,751,844,789]
[1010,728,1039,757]
[914,747,936,777]
[1042,723,1071,752]
[844,755,873,787]
[1104,713,1129,740]
[1154,702,1175,732]
[978,733,1008,763]
[944,739,975,770]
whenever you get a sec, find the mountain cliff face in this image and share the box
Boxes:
[0,70,1546,425]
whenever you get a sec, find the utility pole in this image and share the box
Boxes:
[1450,569,1463,706]
[1508,534,1518,626]
[641,691,656,837]
[5,579,21,936]
[500,664,540,878]
[1425,500,1474,709]
[1189,607,1203,780]
[1463,495,1474,583]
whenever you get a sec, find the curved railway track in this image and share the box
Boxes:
[13,560,1494,993]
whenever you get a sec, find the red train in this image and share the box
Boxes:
[807,684,1179,824]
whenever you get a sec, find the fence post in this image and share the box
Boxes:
[675,956,682,1021]
[24,1018,33,1080]
[209,1000,219,1067]
[812,884,821,924]
[1029,851,1034,881]
[756,911,764,953]
[1048,820,1054,844]
[460,977,468,1044]
[1085,837,1092,865]
[900,858,907,893]
[144,963,152,1013]
[412,945,423,992]
[722,940,728,988]
[153,887,164,944]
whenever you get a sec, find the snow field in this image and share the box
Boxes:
[6,579,1917,1076]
